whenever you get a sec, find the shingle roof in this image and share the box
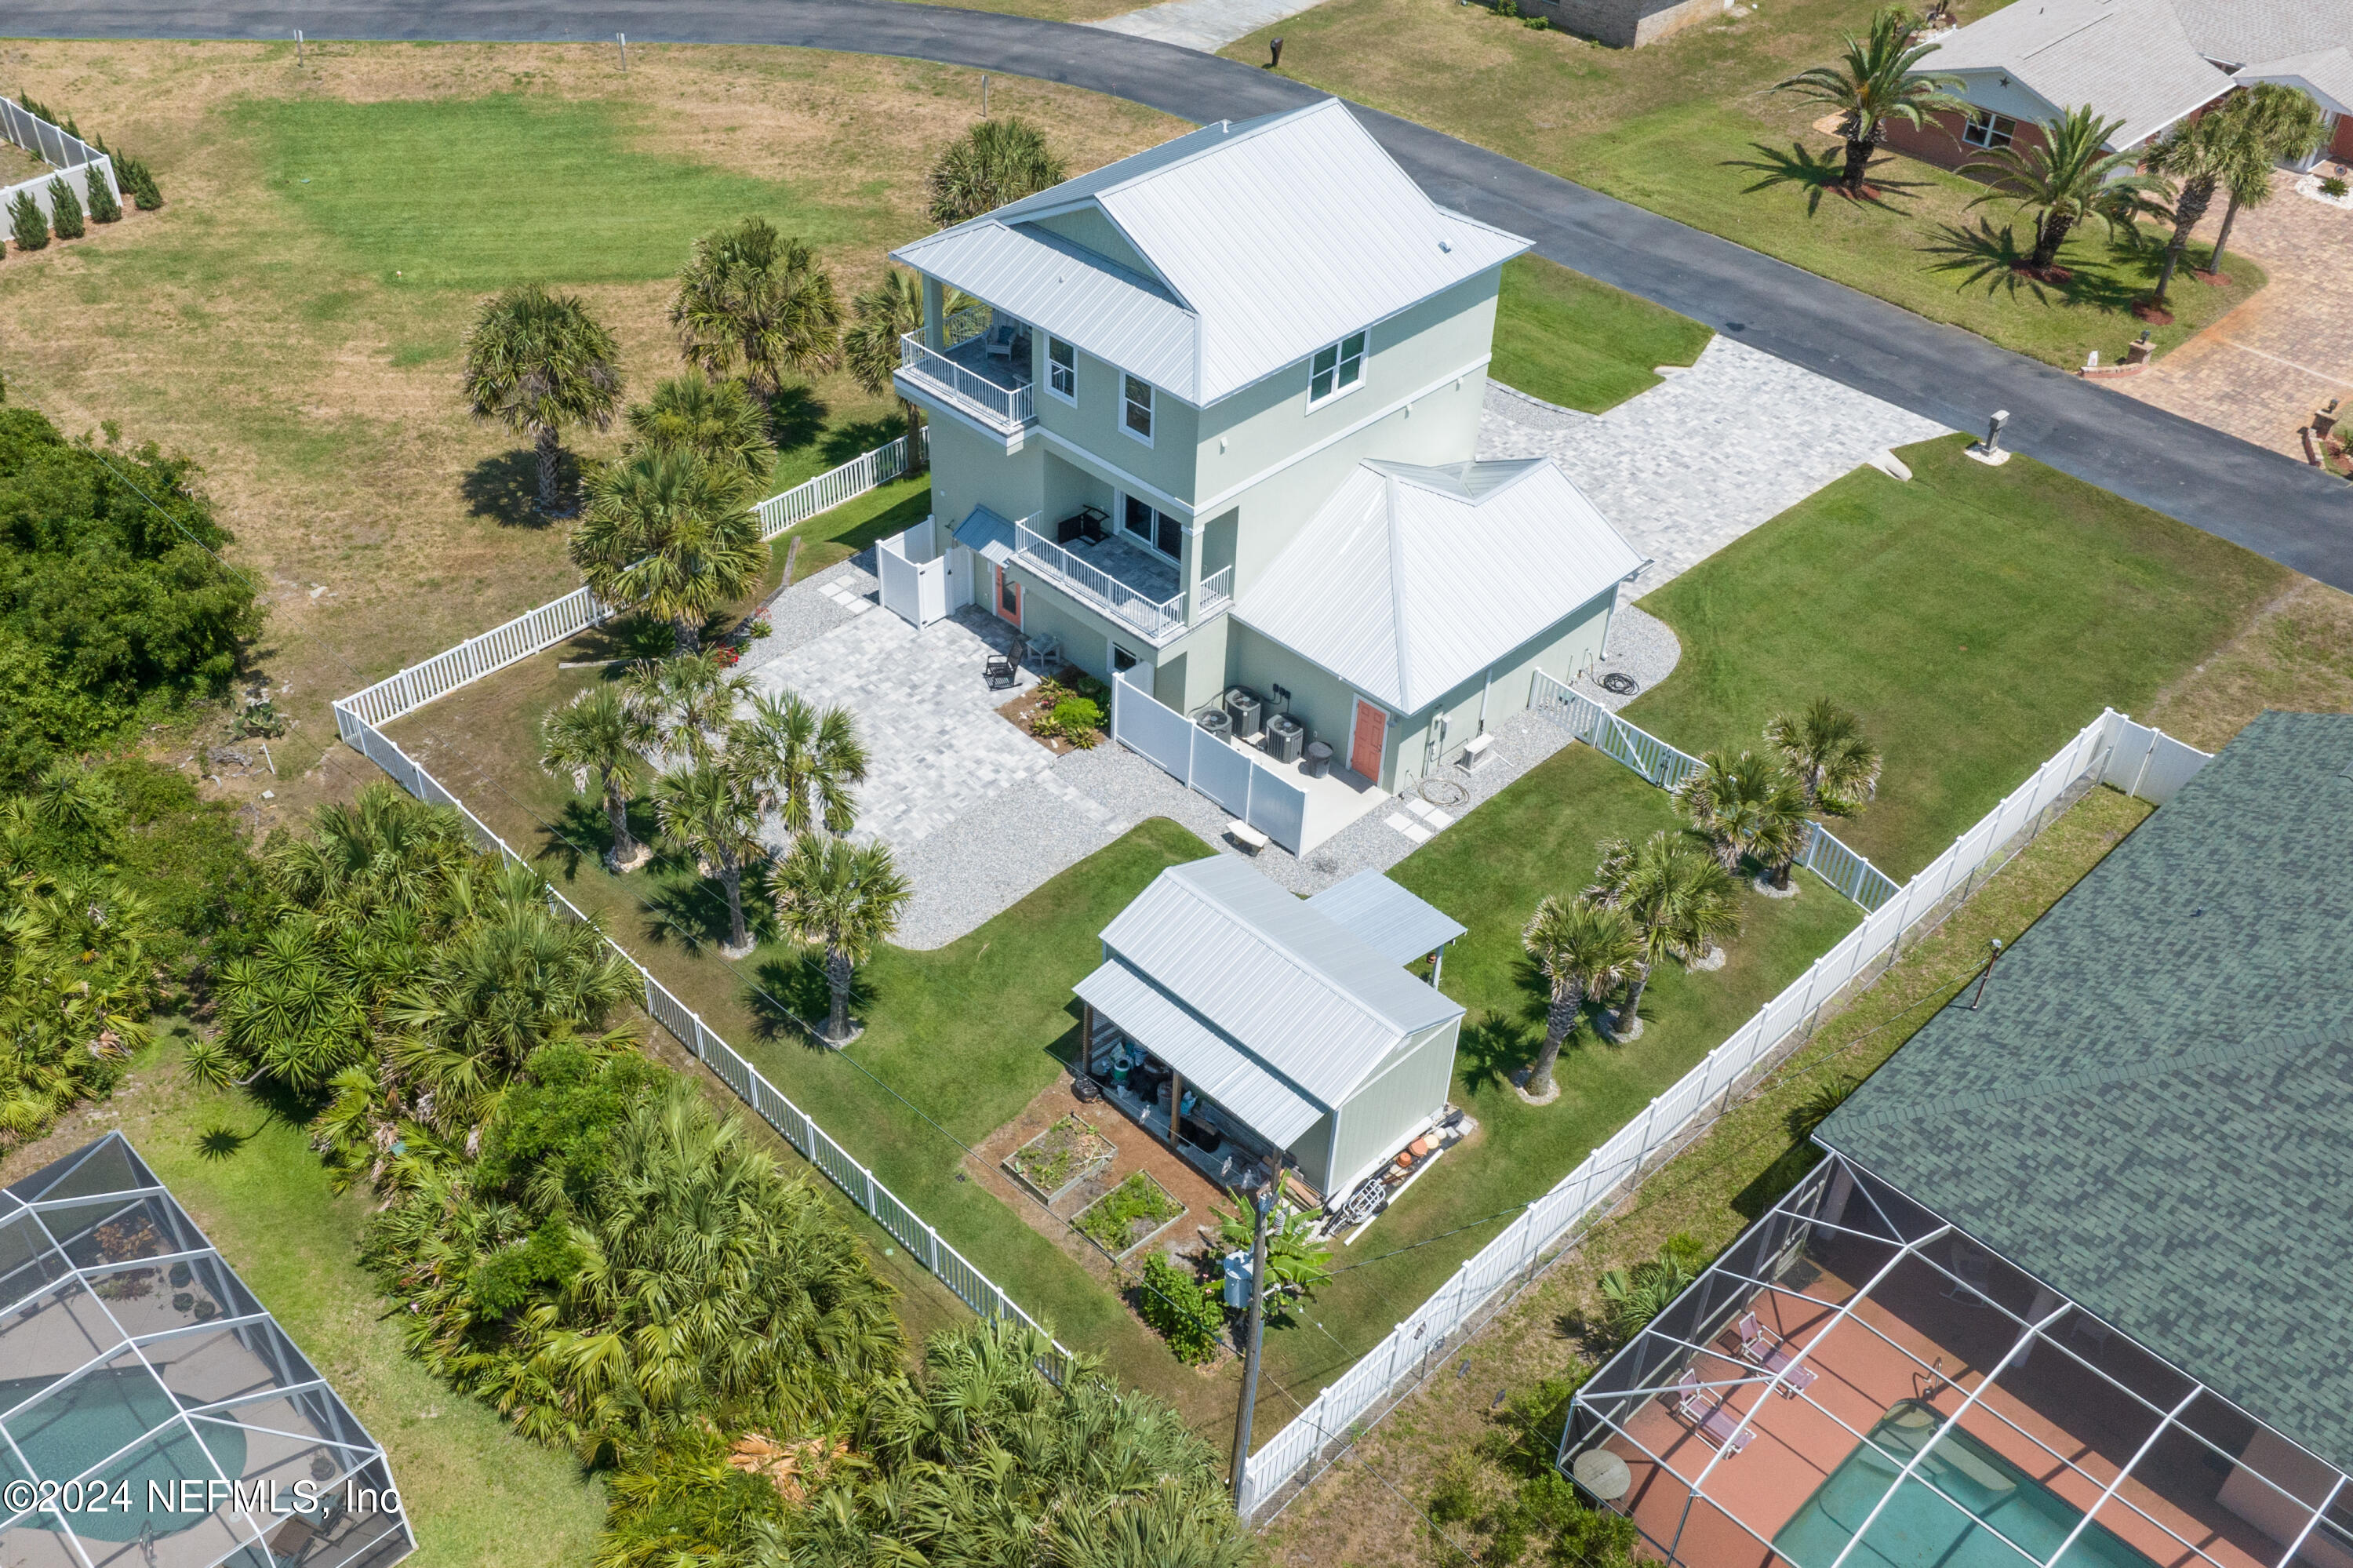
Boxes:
[1922,0,2233,147]
[1307,870,1467,966]
[2173,0,2353,69]
[891,101,1529,406]
[2235,45,2353,115]
[1233,459,1642,715]
[1818,710,2353,1474]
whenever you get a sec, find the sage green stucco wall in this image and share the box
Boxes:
[1030,337,1198,510]
[923,409,1042,538]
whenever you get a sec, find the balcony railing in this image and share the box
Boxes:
[1015,525,1231,642]
[899,331,1035,434]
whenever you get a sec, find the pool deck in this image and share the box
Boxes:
[1605,1250,2289,1568]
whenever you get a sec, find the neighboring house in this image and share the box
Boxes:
[0,1133,416,1568]
[1562,710,2353,1568]
[1886,0,2353,169]
[1073,858,1466,1205]
[889,100,1646,796]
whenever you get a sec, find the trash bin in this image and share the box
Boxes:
[1304,739,1333,778]
[1197,709,1232,743]
[1264,713,1305,763]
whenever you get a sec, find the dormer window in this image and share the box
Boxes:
[1310,332,1367,405]
[1124,374,1155,444]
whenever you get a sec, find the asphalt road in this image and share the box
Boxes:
[12,0,2353,588]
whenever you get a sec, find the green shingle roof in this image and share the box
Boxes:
[1818,710,2353,1472]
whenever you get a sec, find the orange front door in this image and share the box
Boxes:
[1349,699,1386,779]
[993,564,1022,626]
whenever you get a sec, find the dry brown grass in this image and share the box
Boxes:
[0,38,1178,828]
[2143,577,2353,751]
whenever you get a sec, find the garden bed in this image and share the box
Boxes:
[998,668,1108,755]
[1072,1170,1187,1261]
[1002,1112,1117,1204]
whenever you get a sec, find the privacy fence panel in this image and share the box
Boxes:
[1111,671,1193,781]
[1111,670,1307,850]
[1245,768,1308,855]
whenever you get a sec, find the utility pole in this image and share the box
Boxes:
[1230,1179,1275,1511]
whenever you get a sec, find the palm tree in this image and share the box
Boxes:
[2209,84,2328,275]
[770,835,909,1045]
[1676,750,1813,889]
[1587,831,1743,1041]
[1774,5,1962,195]
[1765,697,1882,813]
[542,685,656,871]
[733,691,867,839]
[842,267,931,476]
[461,284,622,517]
[202,916,370,1093]
[654,761,766,959]
[1519,896,1643,1100]
[2142,111,2239,305]
[624,370,779,482]
[929,116,1070,227]
[623,651,751,768]
[1962,105,2171,275]
[570,449,765,654]
[671,218,842,398]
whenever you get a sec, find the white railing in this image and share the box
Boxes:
[1015,522,1191,641]
[343,434,920,729]
[1198,564,1235,615]
[1235,707,2211,1518]
[0,96,118,228]
[898,333,1035,431]
[331,704,1071,1367]
[1529,671,1900,910]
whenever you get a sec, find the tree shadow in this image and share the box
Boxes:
[533,795,642,879]
[195,1124,253,1162]
[558,613,676,668]
[461,447,578,528]
[1725,142,1930,216]
[766,384,829,454]
[1922,220,2158,314]
[817,412,905,467]
[1457,1010,1538,1095]
[1733,1140,1827,1221]
[636,858,766,955]
[745,950,872,1050]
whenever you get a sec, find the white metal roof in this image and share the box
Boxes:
[1074,957,1325,1144]
[1307,870,1467,966]
[1091,857,1460,1112]
[891,100,1529,406]
[1234,459,1643,715]
[952,504,1017,566]
[1921,0,2234,147]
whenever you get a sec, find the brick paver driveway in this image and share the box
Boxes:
[2116,169,2353,459]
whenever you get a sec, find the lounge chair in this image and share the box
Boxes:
[1737,1312,1818,1395]
[982,323,1020,363]
[1675,1370,1754,1454]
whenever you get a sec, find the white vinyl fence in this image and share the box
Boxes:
[340,431,924,729]
[1110,668,1309,852]
[0,96,119,227]
[331,704,1069,1360]
[876,519,947,628]
[1531,671,1901,911]
[1235,707,2210,1518]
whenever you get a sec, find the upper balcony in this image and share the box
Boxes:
[1014,518,1232,645]
[897,307,1035,436]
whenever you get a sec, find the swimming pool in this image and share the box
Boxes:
[1,1367,248,1544]
[1773,1403,2160,1568]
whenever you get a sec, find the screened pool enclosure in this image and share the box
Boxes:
[1562,1155,2353,1568]
[0,1135,413,1568]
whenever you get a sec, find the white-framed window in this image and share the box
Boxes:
[1122,495,1183,559]
[1961,109,2016,149]
[1310,331,1368,405]
[1110,642,1140,673]
[1048,337,1077,403]
[1123,373,1154,444]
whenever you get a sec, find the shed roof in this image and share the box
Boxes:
[1234,459,1642,715]
[891,100,1528,406]
[1307,870,1467,965]
[1922,0,2233,147]
[1819,710,2353,1475]
[1074,957,1324,1144]
[953,504,1016,566]
[1090,856,1461,1112]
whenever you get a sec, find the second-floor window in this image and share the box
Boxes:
[1048,337,1076,402]
[1311,331,1367,404]
[1124,374,1155,443]
[1961,109,2015,149]
[1125,496,1182,559]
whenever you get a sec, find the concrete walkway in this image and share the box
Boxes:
[1092,0,1316,54]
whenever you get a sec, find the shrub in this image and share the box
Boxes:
[1525,13,1551,24]
[1595,1235,1711,1342]
[83,169,119,225]
[1137,1251,1224,1364]
[96,140,162,210]
[1046,696,1103,746]
[2324,176,2350,198]
[9,191,47,252]
[44,177,82,239]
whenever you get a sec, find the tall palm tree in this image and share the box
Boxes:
[1587,832,1743,1041]
[570,449,766,654]
[770,835,909,1045]
[461,284,622,517]
[623,652,751,769]
[928,117,1070,226]
[671,218,842,398]
[1774,5,1963,195]
[2209,84,2327,275]
[1519,896,1643,1100]
[2142,111,2238,305]
[1765,697,1882,813]
[1962,105,2171,275]
[542,684,655,870]
[733,691,867,839]
[654,761,766,959]
[842,268,932,476]
[624,369,779,483]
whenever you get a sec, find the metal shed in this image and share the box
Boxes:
[1074,857,1464,1202]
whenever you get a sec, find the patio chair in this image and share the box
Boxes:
[1942,1240,1994,1304]
[1674,1369,1754,1454]
[984,653,1017,691]
[983,323,1019,363]
[1737,1312,1817,1395]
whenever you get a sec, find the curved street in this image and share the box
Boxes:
[8,0,2351,588]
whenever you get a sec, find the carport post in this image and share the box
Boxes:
[1166,1071,1184,1151]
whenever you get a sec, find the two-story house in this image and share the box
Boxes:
[889,100,1644,795]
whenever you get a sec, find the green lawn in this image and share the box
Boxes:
[1491,255,1713,412]
[766,473,933,577]
[1625,435,2290,877]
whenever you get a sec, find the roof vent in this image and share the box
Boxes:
[1438,238,1453,253]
